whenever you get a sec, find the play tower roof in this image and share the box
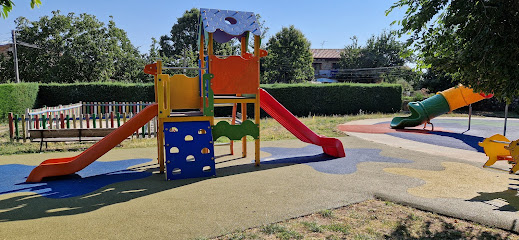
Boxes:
[200,8,261,43]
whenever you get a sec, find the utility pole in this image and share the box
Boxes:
[11,30,20,83]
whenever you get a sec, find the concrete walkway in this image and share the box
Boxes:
[0,117,518,239]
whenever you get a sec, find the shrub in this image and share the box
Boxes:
[35,82,155,107]
[0,83,39,121]
[260,83,401,116]
[33,82,402,117]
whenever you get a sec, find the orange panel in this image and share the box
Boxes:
[209,55,259,95]
[440,85,486,111]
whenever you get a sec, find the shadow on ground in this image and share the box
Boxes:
[0,156,295,222]
[385,213,516,239]
[388,131,485,152]
[467,178,519,212]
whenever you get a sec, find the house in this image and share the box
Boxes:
[311,49,342,78]
[0,43,13,56]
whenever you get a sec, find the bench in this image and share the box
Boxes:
[29,128,117,152]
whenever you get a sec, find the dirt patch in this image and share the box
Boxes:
[211,199,519,240]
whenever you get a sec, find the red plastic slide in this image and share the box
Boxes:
[259,89,345,158]
[26,103,159,183]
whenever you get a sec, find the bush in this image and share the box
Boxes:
[260,83,401,116]
[35,82,155,107]
[0,83,39,121]
[33,82,401,117]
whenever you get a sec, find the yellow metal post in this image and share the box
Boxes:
[156,60,165,173]
[208,33,214,56]
[241,36,247,56]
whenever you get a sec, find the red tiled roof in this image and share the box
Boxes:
[311,49,343,59]
[0,44,12,53]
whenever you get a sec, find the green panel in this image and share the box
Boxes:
[202,73,214,117]
[212,120,259,141]
[390,94,450,129]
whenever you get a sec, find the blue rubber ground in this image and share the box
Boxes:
[261,145,411,174]
[0,158,152,199]
[385,118,519,152]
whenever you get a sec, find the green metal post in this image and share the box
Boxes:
[42,115,47,129]
[14,114,19,141]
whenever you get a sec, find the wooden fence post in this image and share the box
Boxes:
[8,112,14,142]
[14,114,19,142]
[35,115,40,130]
[60,113,65,129]
[79,114,83,129]
[21,115,26,142]
[42,115,47,129]
[110,112,114,128]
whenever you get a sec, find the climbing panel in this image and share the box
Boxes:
[163,121,215,180]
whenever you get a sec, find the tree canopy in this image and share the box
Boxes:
[159,8,239,64]
[338,31,413,83]
[1,0,41,19]
[340,31,407,69]
[0,11,148,83]
[387,0,519,102]
[262,25,314,83]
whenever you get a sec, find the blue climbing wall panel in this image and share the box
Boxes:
[163,121,215,180]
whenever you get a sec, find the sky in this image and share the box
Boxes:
[0,0,407,53]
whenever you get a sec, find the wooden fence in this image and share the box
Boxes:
[8,101,157,142]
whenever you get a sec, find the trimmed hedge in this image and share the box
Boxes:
[0,83,39,121]
[33,82,401,117]
[36,82,155,107]
[261,83,402,116]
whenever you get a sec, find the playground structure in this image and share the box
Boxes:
[26,8,345,182]
[479,134,519,173]
[391,85,493,129]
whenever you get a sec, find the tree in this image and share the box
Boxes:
[159,8,199,58]
[338,31,411,83]
[340,31,407,69]
[1,0,41,19]
[2,11,149,83]
[417,69,458,93]
[387,0,519,102]
[159,8,239,68]
[262,25,314,83]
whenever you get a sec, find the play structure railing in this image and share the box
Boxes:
[8,101,158,142]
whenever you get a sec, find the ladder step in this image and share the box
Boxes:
[215,142,231,146]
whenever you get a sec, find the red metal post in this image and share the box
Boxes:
[35,115,40,129]
[110,112,114,128]
[60,113,65,128]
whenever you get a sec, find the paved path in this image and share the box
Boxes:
[0,117,518,239]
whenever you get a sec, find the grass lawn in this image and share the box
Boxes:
[0,112,404,155]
